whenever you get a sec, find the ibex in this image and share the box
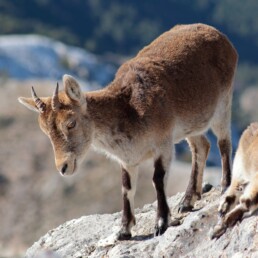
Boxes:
[211,123,258,239]
[18,23,237,239]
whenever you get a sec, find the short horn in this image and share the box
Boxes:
[52,82,60,111]
[31,86,46,113]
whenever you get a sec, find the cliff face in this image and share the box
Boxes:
[25,188,258,258]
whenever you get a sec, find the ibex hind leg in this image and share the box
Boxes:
[153,142,173,236]
[179,135,210,212]
[211,91,233,192]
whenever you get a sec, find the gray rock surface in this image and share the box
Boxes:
[26,188,258,258]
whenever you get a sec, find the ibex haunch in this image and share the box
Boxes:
[211,123,258,239]
[19,23,238,239]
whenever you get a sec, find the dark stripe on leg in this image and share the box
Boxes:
[122,168,131,190]
[188,157,199,194]
[224,196,254,229]
[225,195,236,205]
[122,193,134,229]
[250,193,258,206]
[119,168,134,240]
[179,148,200,213]
[218,139,232,190]
[225,208,245,227]
[153,158,169,229]
[241,194,258,211]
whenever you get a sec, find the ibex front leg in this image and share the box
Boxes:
[153,146,172,236]
[118,165,138,240]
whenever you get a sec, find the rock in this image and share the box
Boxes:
[25,188,258,258]
[202,182,213,194]
[33,250,62,258]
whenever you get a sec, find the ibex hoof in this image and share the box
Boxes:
[117,232,132,241]
[154,223,167,237]
[218,208,227,218]
[209,224,227,239]
[178,204,193,213]
[202,183,213,194]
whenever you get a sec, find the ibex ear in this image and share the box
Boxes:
[18,97,40,113]
[63,74,86,106]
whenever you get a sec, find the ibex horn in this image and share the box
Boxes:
[31,86,46,113]
[52,82,60,111]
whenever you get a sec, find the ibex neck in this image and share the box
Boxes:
[85,85,130,129]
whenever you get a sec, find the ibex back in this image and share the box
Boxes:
[19,23,238,239]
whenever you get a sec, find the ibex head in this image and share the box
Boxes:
[18,75,94,176]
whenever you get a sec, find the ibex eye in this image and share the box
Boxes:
[67,121,76,129]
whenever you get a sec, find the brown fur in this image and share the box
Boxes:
[19,23,238,238]
[211,123,258,239]
[87,24,237,138]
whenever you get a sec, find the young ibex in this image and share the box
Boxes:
[18,23,237,239]
[211,123,258,239]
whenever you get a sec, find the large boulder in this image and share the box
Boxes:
[25,188,258,257]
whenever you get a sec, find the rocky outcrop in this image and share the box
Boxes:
[25,188,258,258]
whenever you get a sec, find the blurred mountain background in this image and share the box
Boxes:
[1,0,258,257]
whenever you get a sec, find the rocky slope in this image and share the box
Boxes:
[25,188,258,258]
